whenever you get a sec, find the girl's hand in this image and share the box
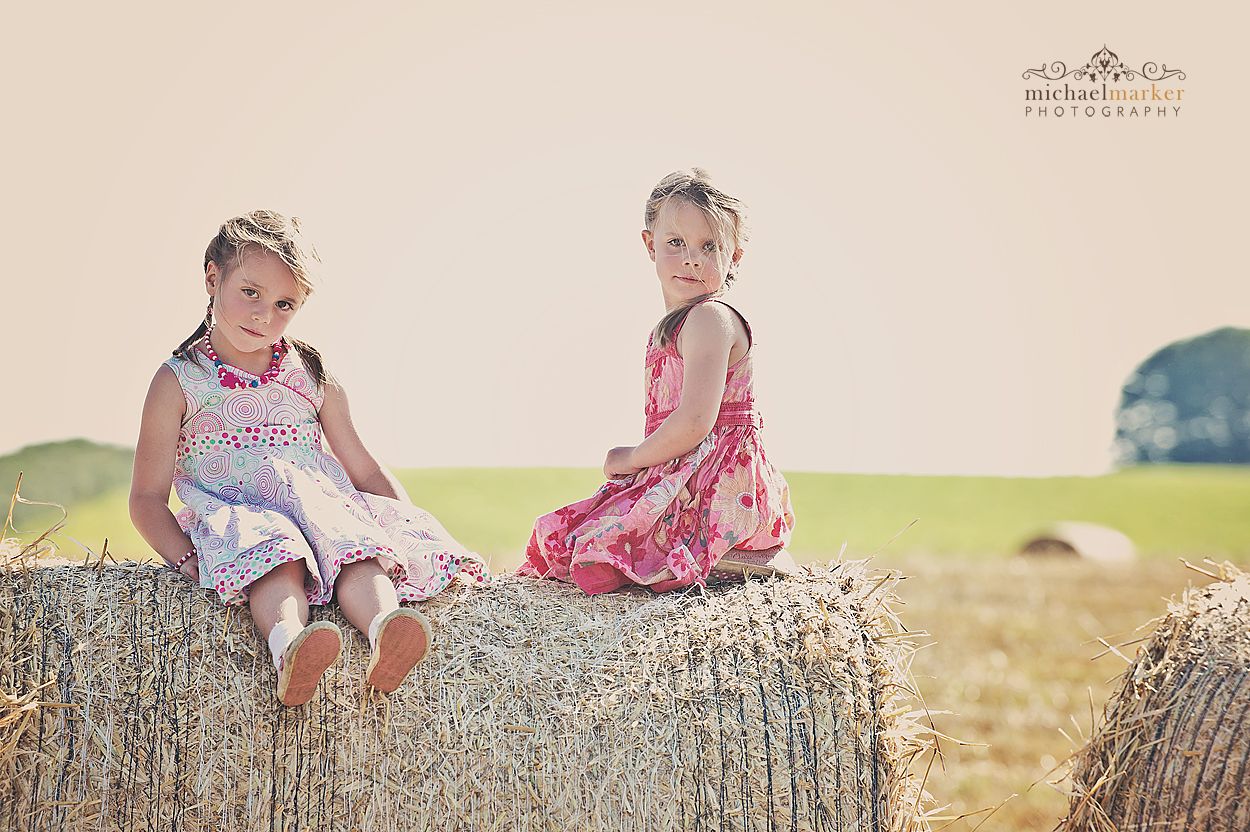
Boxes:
[604,446,642,479]
[180,558,201,582]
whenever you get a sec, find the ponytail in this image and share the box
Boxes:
[652,292,723,350]
[172,302,213,366]
[287,338,327,387]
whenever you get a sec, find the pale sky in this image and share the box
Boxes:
[2,1,1245,476]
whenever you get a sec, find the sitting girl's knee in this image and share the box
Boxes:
[340,556,388,577]
[263,558,308,583]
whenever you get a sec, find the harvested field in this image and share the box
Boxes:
[0,560,931,832]
[883,554,1224,831]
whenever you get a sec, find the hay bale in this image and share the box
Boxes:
[1057,563,1250,832]
[0,561,931,831]
[1019,522,1136,565]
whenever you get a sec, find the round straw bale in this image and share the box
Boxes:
[1056,563,1250,832]
[1018,522,1136,565]
[0,561,932,832]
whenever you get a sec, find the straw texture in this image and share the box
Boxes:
[0,560,930,832]
[1056,563,1250,832]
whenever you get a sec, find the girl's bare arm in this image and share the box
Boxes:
[604,303,748,477]
[319,376,410,502]
[129,366,199,579]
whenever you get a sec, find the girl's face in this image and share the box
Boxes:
[642,200,742,309]
[205,250,304,360]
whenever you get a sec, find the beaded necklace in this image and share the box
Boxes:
[202,326,288,389]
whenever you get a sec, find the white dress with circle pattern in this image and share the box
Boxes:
[166,349,489,605]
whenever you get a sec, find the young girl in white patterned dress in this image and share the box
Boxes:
[130,211,488,706]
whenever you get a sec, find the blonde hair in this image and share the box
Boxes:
[645,169,750,349]
[203,210,320,297]
[174,210,327,386]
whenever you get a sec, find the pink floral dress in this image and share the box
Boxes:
[166,349,489,606]
[520,300,794,594]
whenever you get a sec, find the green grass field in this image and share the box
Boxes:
[785,465,1250,562]
[9,464,1250,569]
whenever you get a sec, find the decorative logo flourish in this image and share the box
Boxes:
[1023,45,1185,83]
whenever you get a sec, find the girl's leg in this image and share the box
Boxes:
[335,557,399,632]
[336,556,431,692]
[572,561,630,595]
[248,559,310,639]
[249,558,341,707]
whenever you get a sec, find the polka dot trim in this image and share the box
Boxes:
[178,424,319,457]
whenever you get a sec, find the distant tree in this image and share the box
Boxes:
[1114,327,1250,465]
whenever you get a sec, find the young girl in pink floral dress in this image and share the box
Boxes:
[520,170,795,594]
[130,211,489,706]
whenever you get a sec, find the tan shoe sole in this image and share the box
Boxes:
[366,608,433,693]
[276,621,343,707]
[708,546,799,583]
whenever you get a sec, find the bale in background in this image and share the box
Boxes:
[0,561,931,832]
[1056,562,1250,832]
[1018,522,1136,565]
